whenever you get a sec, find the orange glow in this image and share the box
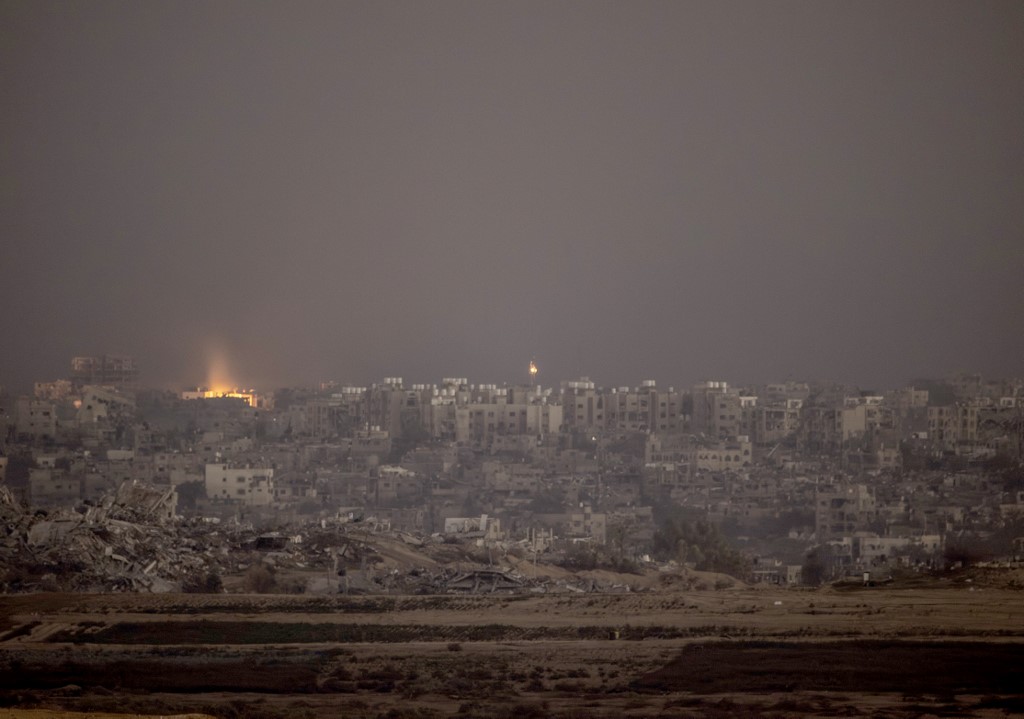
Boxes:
[529,360,538,376]
[206,343,234,395]
[221,390,258,407]
[183,387,258,407]
[181,342,258,407]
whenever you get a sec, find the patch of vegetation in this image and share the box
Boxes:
[651,507,749,578]
[182,571,224,594]
[243,563,279,594]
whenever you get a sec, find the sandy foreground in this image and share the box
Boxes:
[0,568,1022,718]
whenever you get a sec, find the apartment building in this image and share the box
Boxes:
[204,463,275,506]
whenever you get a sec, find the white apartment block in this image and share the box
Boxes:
[204,463,275,506]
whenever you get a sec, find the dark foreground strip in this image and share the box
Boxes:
[43,621,739,644]
[43,620,1023,645]
[632,640,1024,695]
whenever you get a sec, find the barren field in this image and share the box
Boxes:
[1,569,1022,718]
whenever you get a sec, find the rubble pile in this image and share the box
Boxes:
[1,481,656,595]
[1,481,230,592]
[0,486,29,570]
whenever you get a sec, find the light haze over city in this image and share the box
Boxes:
[2,1,1022,393]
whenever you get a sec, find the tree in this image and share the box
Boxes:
[607,518,638,562]
[802,544,839,586]
[460,492,486,517]
[651,512,750,579]
[389,418,431,463]
[243,563,277,594]
[943,541,989,568]
[2,450,35,485]
[183,571,223,594]
[562,542,598,570]
[527,486,566,514]
[605,433,645,459]
[175,480,206,512]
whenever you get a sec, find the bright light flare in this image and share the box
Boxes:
[206,343,234,395]
[188,340,259,407]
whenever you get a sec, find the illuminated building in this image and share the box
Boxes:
[181,387,260,408]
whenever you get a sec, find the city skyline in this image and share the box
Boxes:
[17,350,1023,398]
[2,2,1022,393]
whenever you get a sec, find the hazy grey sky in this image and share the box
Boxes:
[2,1,1022,392]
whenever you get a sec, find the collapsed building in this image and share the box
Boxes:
[1,481,213,592]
